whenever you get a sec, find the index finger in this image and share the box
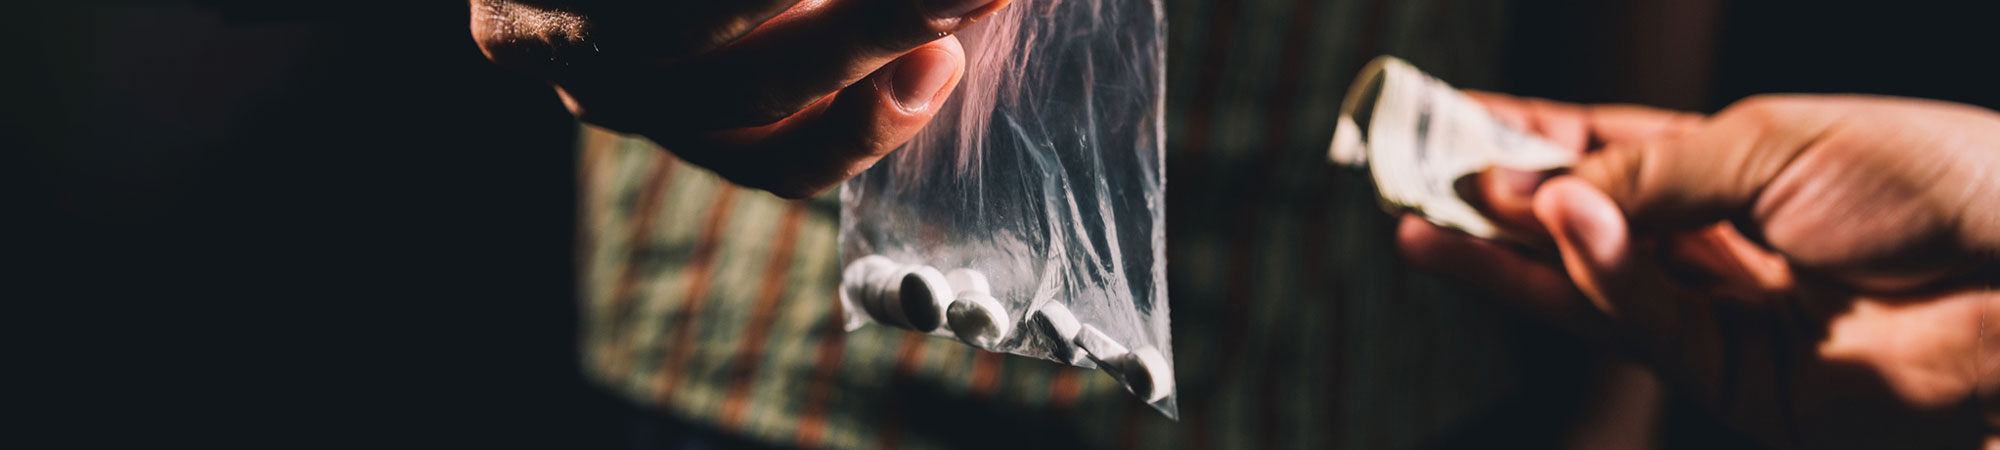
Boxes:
[1459,94,1702,239]
[1584,104,1705,147]
[1462,90,1702,153]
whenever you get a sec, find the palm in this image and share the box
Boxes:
[1635,225,1992,449]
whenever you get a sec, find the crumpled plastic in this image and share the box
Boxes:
[837,0,1175,418]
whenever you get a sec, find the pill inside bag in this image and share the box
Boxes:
[835,0,1177,418]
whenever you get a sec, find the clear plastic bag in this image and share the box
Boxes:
[837,0,1175,418]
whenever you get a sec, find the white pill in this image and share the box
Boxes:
[1073,325,1174,403]
[889,265,952,332]
[946,291,1011,348]
[856,263,903,326]
[846,256,946,332]
[1072,324,1130,363]
[1030,303,1086,364]
[944,268,991,296]
[1116,345,1174,404]
[842,256,897,303]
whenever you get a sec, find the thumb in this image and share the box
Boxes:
[1537,178,1734,418]
[1567,96,1840,232]
[1534,177,1691,339]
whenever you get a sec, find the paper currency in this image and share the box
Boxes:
[1329,56,1577,239]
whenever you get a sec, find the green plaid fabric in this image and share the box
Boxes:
[579,1,1529,448]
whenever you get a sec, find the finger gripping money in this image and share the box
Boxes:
[1329,56,1578,239]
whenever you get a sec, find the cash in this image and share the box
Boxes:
[1329,56,1576,239]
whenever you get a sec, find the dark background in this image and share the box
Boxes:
[13,2,614,447]
[1507,0,2000,112]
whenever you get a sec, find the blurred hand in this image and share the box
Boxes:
[470,0,1010,198]
[1400,92,2000,449]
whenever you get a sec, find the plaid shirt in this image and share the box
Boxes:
[578,1,1526,448]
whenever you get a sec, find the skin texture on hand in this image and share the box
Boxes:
[1570,95,2000,291]
[468,0,1012,198]
[1399,92,2000,449]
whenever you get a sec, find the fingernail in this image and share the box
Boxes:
[1546,180,1628,269]
[1497,168,1546,199]
[887,49,956,112]
[921,0,1000,19]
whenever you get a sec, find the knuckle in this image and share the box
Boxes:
[1724,94,1806,123]
[470,0,594,74]
[1569,146,1639,198]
